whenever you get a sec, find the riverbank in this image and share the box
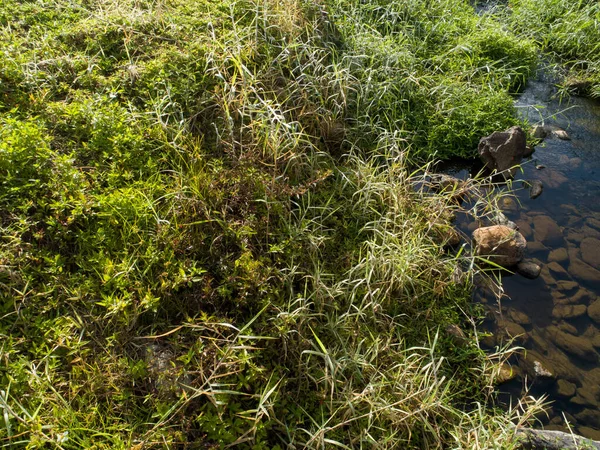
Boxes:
[0,0,586,447]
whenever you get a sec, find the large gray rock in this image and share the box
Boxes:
[478,126,527,175]
[473,225,526,267]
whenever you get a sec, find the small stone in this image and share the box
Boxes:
[580,237,600,269]
[516,260,541,279]
[497,319,528,344]
[548,248,569,263]
[496,363,518,384]
[472,225,527,267]
[533,215,563,246]
[509,309,531,325]
[546,326,599,362]
[533,360,553,378]
[552,129,571,140]
[515,219,533,239]
[531,125,547,139]
[557,321,578,335]
[569,157,582,169]
[540,265,558,286]
[446,324,467,346]
[583,225,600,239]
[529,180,543,199]
[429,174,468,203]
[566,229,585,243]
[556,379,576,398]
[575,405,600,427]
[592,334,600,349]
[588,300,600,325]
[578,427,600,441]
[552,304,587,320]
[586,218,600,231]
[569,257,600,284]
[527,241,548,255]
[556,280,578,292]
[501,197,519,211]
[547,261,570,280]
[535,164,546,170]
[571,288,593,304]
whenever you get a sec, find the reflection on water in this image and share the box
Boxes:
[446,67,600,439]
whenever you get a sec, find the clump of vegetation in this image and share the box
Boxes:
[0,0,545,448]
[508,0,600,97]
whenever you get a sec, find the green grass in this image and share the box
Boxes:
[508,0,600,97]
[0,0,549,447]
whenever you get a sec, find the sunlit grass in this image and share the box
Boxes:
[0,0,549,447]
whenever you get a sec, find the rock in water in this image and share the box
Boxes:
[552,129,571,140]
[472,225,527,267]
[529,180,543,199]
[478,126,526,176]
[531,125,547,139]
[516,260,541,279]
[532,215,563,246]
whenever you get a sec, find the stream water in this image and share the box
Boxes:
[442,65,600,439]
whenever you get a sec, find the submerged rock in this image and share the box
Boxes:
[569,257,600,284]
[532,215,563,246]
[549,248,569,264]
[556,379,577,398]
[472,225,526,267]
[547,326,599,362]
[588,300,600,325]
[529,180,543,199]
[552,304,587,320]
[581,237,600,269]
[478,126,527,176]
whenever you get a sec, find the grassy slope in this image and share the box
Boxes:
[0,0,545,448]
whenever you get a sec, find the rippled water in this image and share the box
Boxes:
[444,67,600,439]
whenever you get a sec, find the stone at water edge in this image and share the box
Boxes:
[495,363,518,384]
[531,125,547,139]
[516,259,541,279]
[533,360,554,378]
[472,225,527,267]
[429,174,468,203]
[478,126,527,176]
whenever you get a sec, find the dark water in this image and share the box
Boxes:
[444,67,600,439]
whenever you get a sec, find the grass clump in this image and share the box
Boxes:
[508,0,600,97]
[0,0,545,448]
